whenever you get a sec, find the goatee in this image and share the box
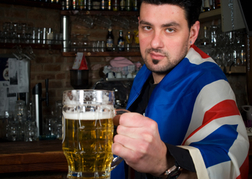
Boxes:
[152,59,159,64]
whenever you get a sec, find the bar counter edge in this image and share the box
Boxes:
[0,137,251,174]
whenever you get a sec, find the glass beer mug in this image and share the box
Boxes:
[62,89,122,179]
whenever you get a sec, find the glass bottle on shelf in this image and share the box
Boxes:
[92,0,101,10]
[210,0,216,10]
[61,0,65,10]
[87,0,92,10]
[66,0,72,10]
[125,0,131,11]
[71,34,78,52]
[133,0,138,11]
[117,30,125,51]
[72,0,77,9]
[125,31,132,51]
[106,28,114,51]
[203,0,210,12]
[215,0,221,9]
[101,0,108,10]
[78,0,84,9]
[112,0,119,11]
[201,26,210,46]
[82,34,90,52]
[120,0,125,11]
[108,0,112,10]
[210,25,219,47]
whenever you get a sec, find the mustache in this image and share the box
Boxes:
[145,48,167,56]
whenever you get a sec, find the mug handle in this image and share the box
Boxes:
[110,109,129,170]
[111,156,124,170]
[242,105,252,112]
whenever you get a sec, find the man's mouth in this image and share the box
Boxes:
[150,52,166,60]
[146,48,167,60]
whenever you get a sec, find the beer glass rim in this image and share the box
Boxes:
[62,89,115,105]
[63,89,113,93]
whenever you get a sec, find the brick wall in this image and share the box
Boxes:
[0,3,142,117]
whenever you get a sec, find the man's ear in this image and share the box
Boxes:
[189,21,200,45]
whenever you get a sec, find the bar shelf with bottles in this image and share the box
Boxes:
[0,22,63,50]
[62,0,140,11]
[0,42,62,50]
[196,25,247,74]
[0,0,62,9]
[62,50,141,57]
[62,28,141,57]
[199,0,221,22]
[61,9,139,16]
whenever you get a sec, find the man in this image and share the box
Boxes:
[111,0,249,178]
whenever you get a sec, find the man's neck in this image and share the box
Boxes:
[152,72,167,84]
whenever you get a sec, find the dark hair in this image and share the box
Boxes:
[140,0,202,28]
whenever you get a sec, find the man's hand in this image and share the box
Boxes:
[112,112,170,176]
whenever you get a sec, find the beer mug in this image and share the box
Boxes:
[62,89,122,179]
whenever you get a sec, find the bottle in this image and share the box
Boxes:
[117,30,125,51]
[125,31,132,51]
[101,0,108,10]
[66,0,72,10]
[62,0,65,10]
[108,0,112,10]
[87,0,92,10]
[201,26,210,46]
[125,0,130,11]
[92,0,101,10]
[37,28,42,44]
[120,0,125,11]
[83,0,87,9]
[72,0,76,10]
[203,0,210,12]
[215,0,220,9]
[112,0,118,11]
[133,0,138,11]
[210,0,216,10]
[106,28,114,51]
[79,0,84,9]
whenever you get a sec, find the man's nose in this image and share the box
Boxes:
[150,31,164,49]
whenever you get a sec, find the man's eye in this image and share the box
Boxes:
[166,28,175,33]
[143,26,152,31]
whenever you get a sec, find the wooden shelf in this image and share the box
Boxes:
[0,0,61,9]
[199,8,221,22]
[224,65,246,74]
[61,10,139,16]
[0,43,62,50]
[62,51,141,57]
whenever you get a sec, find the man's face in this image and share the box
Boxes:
[138,2,191,74]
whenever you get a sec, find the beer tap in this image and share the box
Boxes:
[32,79,49,139]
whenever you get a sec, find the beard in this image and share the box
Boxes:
[143,48,172,74]
[143,45,188,74]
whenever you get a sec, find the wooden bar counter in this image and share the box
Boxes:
[0,140,67,174]
[0,137,251,177]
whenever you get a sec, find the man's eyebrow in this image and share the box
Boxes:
[139,20,152,26]
[161,22,180,28]
[139,20,181,28]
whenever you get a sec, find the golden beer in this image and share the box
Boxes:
[62,90,117,179]
[63,112,114,179]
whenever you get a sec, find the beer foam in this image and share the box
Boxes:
[63,112,114,120]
